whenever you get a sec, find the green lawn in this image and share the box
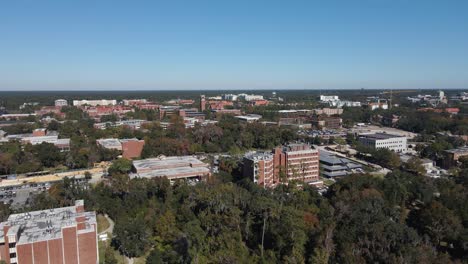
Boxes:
[97,214,110,233]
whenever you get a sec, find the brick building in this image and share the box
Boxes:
[0,200,98,264]
[311,116,342,130]
[97,138,145,159]
[443,147,468,168]
[243,143,321,188]
[243,152,274,187]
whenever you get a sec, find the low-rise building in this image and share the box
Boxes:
[0,200,98,264]
[234,114,262,123]
[319,151,362,178]
[130,156,211,181]
[93,119,149,130]
[97,138,145,159]
[358,133,407,152]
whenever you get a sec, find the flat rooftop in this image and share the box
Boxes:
[97,138,122,149]
[445,147,468,154]
[360,133,404,140]
[1,200,96,245]
[244,151,273,161]
[133,156,208,172]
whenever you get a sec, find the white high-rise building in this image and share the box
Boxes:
[54,99,68,107]
[73,99,117,106]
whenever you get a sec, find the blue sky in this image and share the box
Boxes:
[1,0,467,90]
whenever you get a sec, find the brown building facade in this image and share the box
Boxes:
[244,143,321,188]
[0,200,98,264]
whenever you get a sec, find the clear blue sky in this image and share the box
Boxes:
[1,0,467,90]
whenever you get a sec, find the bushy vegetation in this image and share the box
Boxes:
[12,167,466,263]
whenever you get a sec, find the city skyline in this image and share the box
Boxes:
[1,0,468,90]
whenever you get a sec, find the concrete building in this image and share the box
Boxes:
[122,99,148,106]
[0,200,98,264]
[243,152,274,188]
[313,108,343,116]
[319,151,362,178]
[24,136,71,151]
[222,94,238,101]
[238,94,264,101]
[93,119,148,130]
[97,138,145,159]
[319,95,339,102]
[358,133,407,152]
[54,99,68,107]
[72,99,117,107]
[234,114,262,123]
[130,156,210,181]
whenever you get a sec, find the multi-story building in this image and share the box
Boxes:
[243,152,274,188]
[243,143,321,188]
[273,143,320,185]
[313,108,343,116]
[72,99,117,107]
[54,99,68,107]
[122,99,148,106]
[93,119,148,130]
[319,95,339,102]
[443,147,468,168]
[0,200,98,264]
[222,94,238,101]
[238,94,264,101]
[358,133,407,152]
[311,116,342,130]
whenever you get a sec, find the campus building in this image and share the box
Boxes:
[311,116,342,130]
[0,200,98,264]
[358,133,407,152]
[443,147,468,168]
[319,151,362,178]
[54,99,68,107]
[72,99,117,107]
[243,152,274,188]
[130,156,211,181]
[243,143,321,188]
[97,138,145,159]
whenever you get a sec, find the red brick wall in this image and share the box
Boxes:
[33,241,48,263]
[78,231,98,264]
[0,244,7,263]
[48,238,64,264]
[17,244,33,264]
[62,227,78,264]
[2,226,10,264]
[122,140,145,159]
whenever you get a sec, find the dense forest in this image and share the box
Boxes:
[11,166,468,263]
